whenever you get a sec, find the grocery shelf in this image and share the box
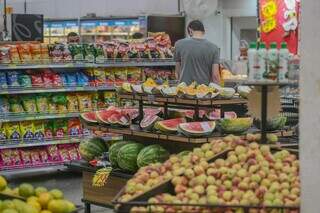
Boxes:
[0,112,81,122]
[0,59,175,70]
[0,85,115,95]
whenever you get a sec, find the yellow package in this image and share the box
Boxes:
[4,122,21,141]
[20,121,34,141]
[77,93,93,112]
[48,102,57,113]
[67,95,79,112]
[57,104,68,113]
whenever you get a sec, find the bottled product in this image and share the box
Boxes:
[257,42,267,81]
[278,42,289,82]
[266,42,279,82]
[247,42,258,81]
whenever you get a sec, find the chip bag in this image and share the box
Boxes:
[58,145,71,161]
[20,121,34,142]
[77,93,92,112]
[44,120,54,139]
[1,149,13,167]
[9,97,24,113]
[0,72,7,88]
[67,94,79,112]
[33,121,45,142]
[4,122,21,141]
[6,71,20,87]
[0,123,7,141]
[53,119,67,138]
[29,43,42,63]
[18,74,32,87]
[47,145,61,162]
[35,95,49,112]
[12,149,23,166]
[21,96,37,113]
[30,150,42,165]
[0,97,10,114]
[17,44,32,64]
[67,118,82,136]
[39,149,49,163]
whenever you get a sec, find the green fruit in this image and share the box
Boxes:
[137,145,169,168]
[2,209,19,213]
[48,199,68,213]
[220,118,253,134]
[2,200,15,209]
[254,116,287,131]
[50,189,64,199]
[35,186,48,196]
[19,183,35,198]
[79,137,108,161]
[108,141,131,167]
[117,143,144,172]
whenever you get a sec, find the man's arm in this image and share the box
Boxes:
[176,62,181,80]
[212,64,221,84]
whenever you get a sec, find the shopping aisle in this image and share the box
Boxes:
[7,171,113,213]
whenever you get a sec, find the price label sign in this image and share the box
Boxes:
[92,167,112,187]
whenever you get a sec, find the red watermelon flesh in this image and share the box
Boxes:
[96,109,118,123]
[155,118,186,133]
[206,110,237,120]
[107,112,130,126]
[140,114,161,130]
[185,110,206,119]
[123,108,139,120]
[81,112,98,123]
[178,121,216,137]
[144,108,162,116]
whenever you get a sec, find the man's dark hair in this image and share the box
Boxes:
[132,32,144,39]
[67,32,79,37]
[187,20,205,32]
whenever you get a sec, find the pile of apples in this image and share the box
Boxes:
[119,137,239,202]
[131,143,300,213]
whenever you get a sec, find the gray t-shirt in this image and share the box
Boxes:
[174,38,220,85]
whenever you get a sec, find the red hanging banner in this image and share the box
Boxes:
[260,0,300,54]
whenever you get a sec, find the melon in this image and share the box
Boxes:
[154,118,186,133]
[79,137,107,161]
[253,116,287,131]
[96,107,120,124]
[178,121,216,137]
[109,141,131,167]
[137,145,170,168]
[123,108,139,121]
[206,110,237,120]
[117,143,144,172]
[107,112,130,127]
[219,117,253,134]
[219,87,236,99]
[184,110,206,120]
[161,87,177,97]
[144,108,162,116]
[140,115,161,131]
[237,86,251,99]
[80,111,98,123]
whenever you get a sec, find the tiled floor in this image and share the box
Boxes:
[7,171,113,213]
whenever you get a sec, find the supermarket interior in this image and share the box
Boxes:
[0,0,319,213]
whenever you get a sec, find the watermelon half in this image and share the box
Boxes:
[154,118,186,133]
[140,115,161,131]
[80,111,98,123]
[137,145,170,168]
[79,137,108,161]
[117,143,145,172]
[108,112,130,127]
[109,141,132,167]
[178,121,216,137]
[96,108,120,124]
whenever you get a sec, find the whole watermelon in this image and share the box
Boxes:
[109,141,132,167]
[137,145,170,168]
[117,143,144,172]
[79,137,107,161]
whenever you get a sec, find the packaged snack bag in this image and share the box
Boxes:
[76,72,89,86]
[20,121,34,142]
[20,150,32,166]
[42,70,53,87]
[51,94,67,105]
[44,120,54,139]
[60,73,68,86]
[39,149,49,163]
[9,97,24,113]
[33,121,45,142]
[66,94,79,112]
[31,74,44,87]
[91,68,106,86]
[53,119,67,138]
[11,149,23,166]
[47,145,61,161]
[30,150,42,165]
[0,46,11,63]
[52,73,63,87]
[91,92,100,110]
[57,104,68,113]
[58,145,71,161]
[49,44,64,62]
[0,72,8,88]
[0,123,7,141]
[29,43,41,63]
[68,145,80,160]
[67,118,82,136]
[103,91,116,106]
[8,45,21,64]
[17,43,32,63]
[105,68,115,85]
[68,44,84,61]
[6,71,20,87]
[127,67,141,83]
[48,101,57,113]
[18,74,32,87]
[114,68,127,85]
[0,97,10,114]
[77,93,92,112]
[40,43,50,63]
[21,96,37,113]
[0,149,13,166]
[66,73,77,87]
[35,95,49,112]
[102,41,117,59]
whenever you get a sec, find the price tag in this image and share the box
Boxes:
[92,167,112,187]
[200,122,212,132]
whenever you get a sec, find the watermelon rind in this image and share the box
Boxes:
[178,121,216,137]
[253,116,287,131]
[137,145,170,168]
[109,141,132,167]
[117,143,145,172]
[219,118,253,134]
[140,115,161,131]
[79,137,108,161]
[154,118,186,133]
[80,112,98,123]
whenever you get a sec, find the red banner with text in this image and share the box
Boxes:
[260,0,300,54]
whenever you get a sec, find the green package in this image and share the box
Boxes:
[18,75,32,87]
[21,96,37,113]
[9,96,24,113]
[53,119,68,138]
[35,95,49,112]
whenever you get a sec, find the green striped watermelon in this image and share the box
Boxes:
[79,137,107,161]
[108,141,132,167]
[137,145,170,168]
[117,143,144,172]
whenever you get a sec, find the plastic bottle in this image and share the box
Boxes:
[247,42,258,81]
[266,42,279,82]
[278,42,289,82]
[257,42,267,81]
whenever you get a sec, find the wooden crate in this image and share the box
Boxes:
[83,171,129,206]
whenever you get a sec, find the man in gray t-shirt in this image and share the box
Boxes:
[174,20,220,85]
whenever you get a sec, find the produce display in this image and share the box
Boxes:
[136,145,170,168]
[219,118,253,134]
[118,136,300,213]
[154,118,187,134]
[253,116,287,131]
[177,121,216,137]
[0,143,80,170]
[0,175,77,213]
[78,137,108,161]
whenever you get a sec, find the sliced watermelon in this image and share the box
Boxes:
[144,108,162,116]
[178,121,216,137]
[154,118,186,133]
[140,115,161,131]
[123,108,139,121]
[80,111,98,123]
[184,110,206,120]
[96,109,119,124]
[108,112,130,126]
[206,110,237,120]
